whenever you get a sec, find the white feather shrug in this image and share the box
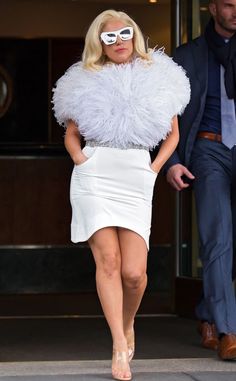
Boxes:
[52,50,190,149]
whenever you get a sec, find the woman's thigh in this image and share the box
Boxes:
[117,228,147,275]
[88,227,121,269]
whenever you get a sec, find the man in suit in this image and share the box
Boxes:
[165,0,236,360]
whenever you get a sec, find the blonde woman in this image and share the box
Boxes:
[53,9,190,381]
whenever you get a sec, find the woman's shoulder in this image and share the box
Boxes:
[151,48,183,69]
[58,62,84,80]
[132,49,185,75]
[149,48,190,86]
[54,61,97,92]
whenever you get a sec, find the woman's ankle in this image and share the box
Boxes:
[123,320,135,336]
[113,337,128,352]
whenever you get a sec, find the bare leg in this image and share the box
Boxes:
[88,227,131,380]
[118,228,148,359]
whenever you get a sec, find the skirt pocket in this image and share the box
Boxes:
[75,146,98,171]
[143,150,158,176]
[142,151,157,200]
[71,146,98,197]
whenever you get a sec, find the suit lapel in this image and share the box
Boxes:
[192,36,208,92]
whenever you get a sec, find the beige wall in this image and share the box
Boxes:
[0,0,171,53]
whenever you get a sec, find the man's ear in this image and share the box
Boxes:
[209,2,216,17]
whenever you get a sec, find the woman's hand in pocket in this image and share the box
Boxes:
[73,152,88,166]
[150,163,159,175]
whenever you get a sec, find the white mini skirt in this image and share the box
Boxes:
[70,145,157,249]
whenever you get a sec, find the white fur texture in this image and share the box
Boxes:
[52,50,190,149]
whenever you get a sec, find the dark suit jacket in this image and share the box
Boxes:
[164,35,209,171]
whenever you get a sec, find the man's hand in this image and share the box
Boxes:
[166,164,195,191]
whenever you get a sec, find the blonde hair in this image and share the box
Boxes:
[82,9,152,70]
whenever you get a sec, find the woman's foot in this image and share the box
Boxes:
[112,349,132,381]
[125,328,135,362]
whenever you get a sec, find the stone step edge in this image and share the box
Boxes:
[0,358,236,377]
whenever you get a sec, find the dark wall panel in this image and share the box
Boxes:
[0,157,72,245]
[150,176,175,246]
[50,38,84,143]
[0,246,172,294]
[0,39,48,142]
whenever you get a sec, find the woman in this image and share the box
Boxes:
[53,9,190,381]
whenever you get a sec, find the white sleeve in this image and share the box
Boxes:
[152,50,191,116]
[52,63,83,128]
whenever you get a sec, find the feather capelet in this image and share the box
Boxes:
[52,50,190,149]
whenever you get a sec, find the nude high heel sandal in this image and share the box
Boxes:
[126,329,135,362]
[112,349,132,381]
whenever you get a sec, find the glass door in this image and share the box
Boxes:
[172,0,211,317]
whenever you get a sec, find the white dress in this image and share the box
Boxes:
[52,50,190,249]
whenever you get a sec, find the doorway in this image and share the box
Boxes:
[173,0,211,317]
[0,0,187,317]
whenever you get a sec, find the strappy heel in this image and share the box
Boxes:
[126,329,135,362]
[112,349,132,381]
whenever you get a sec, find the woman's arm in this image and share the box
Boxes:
[64,120,87,165]
[151,115,179,174]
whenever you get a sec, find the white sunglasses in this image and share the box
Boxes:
[100,27,134,45]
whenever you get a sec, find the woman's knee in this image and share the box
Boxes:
[122,269,147,289]
[94,248,121,278]
[89,228,121,277]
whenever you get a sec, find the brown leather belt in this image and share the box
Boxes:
[197,131,222,142]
